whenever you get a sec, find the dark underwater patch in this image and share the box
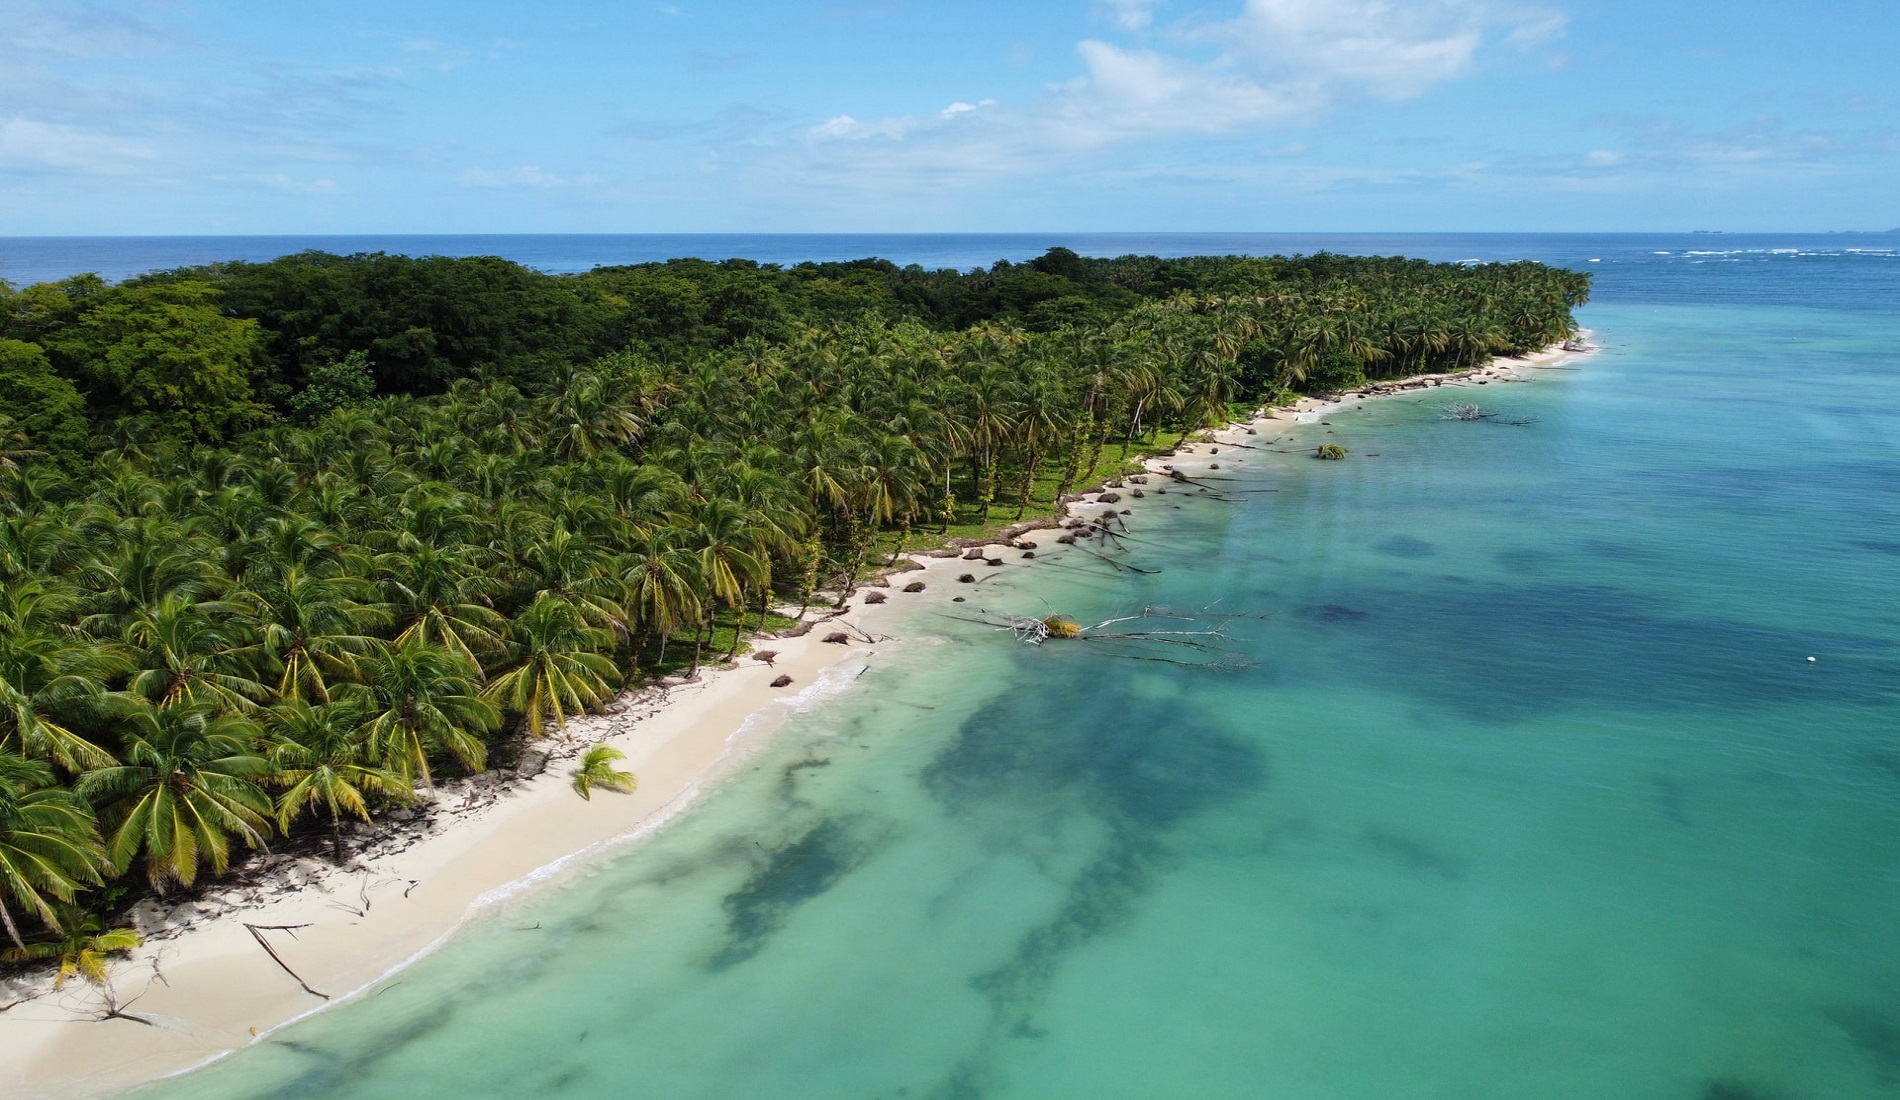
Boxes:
[1374,534,1439,559]
[1493,546,1557,573]
[1363,830,1465,881]
[914,688,1265,1098]
[1700,1080,1784,1100]
[1298,603,1371,623]
[1825,1003,1900,1080]
[710,817,872,970]
[1291,578,1897,722]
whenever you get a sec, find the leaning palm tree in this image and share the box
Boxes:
[266,699,412,862]
[483,593,618,737]
[0,755,107,949]
[570,744,638,801]
[78,698,274,891]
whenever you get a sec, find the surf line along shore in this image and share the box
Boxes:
[0,337,1594,1099]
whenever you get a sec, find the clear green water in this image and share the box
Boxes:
[138,266,1900,1099]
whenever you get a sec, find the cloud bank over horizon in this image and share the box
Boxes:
[0,0,1893,233]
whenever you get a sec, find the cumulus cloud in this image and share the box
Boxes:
[775,0,1564,193]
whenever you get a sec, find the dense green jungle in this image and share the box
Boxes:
[0,247,1586,970]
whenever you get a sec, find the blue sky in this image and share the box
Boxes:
[1,0,1895,233]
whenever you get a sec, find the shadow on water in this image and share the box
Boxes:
[709,816,879,970]
[912,685,1265,1098]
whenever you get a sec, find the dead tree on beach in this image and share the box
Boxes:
[1442,402,1539,426]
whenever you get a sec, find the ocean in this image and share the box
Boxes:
[123,235,1900,1099]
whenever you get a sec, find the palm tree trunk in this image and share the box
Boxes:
[688,620,707,678]
[330,805,345,863]
[0,897,24,950]
[724,602,745,661]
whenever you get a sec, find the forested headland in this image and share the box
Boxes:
[0,247,1588,963]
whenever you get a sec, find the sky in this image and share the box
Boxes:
[1,0,1896,234]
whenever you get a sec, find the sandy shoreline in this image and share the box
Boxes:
[0,338,1594,1098]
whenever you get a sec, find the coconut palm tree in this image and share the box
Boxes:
[483,593,618,736]
[351,639,497,787]
[0,580,123,771]
[77,698,273,891]
[569,744,638,801]
[122,594,268,711]
[1,907,141,987]
[237,566,387,703]
[266,699,411,862]
[0,755,107,949]
[376,534,508,671]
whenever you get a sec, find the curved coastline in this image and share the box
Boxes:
[0,339,1593,1098]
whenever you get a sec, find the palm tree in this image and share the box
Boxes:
[483,594,618,736]
[238,567,387,703]
[0,415,46,471]
[1,907,141,987]
[77,698,274,891]
[377,534,509,671]
[0,755,107,949]
[618,525,703,667]
[122,594,268,711]
[351,640,498,787]
[569,744,638,801]
[266,699,411,862]
[0,580,123,771]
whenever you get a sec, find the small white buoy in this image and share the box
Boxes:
[1806,656,1817,663]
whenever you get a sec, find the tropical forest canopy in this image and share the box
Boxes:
[0,247,1587,956]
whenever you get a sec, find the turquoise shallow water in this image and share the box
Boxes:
[135,254,1900,1099]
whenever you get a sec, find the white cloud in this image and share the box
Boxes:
[1098,0,1164,30]
[0,116,154,176]
[776,0,1564,194]
[458,165,569,188]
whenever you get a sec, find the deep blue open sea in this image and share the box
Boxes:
[91,233,1900,1099]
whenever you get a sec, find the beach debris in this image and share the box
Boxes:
[771,674,794,687]
[1316,444,1348,460]
[245,924,330,1000]
[752,650,780,666]
[903,581,926,593]
[949,605,1244,669]
[1807,656,1817,662]
[822,632,851,644]
[570,745,638,801]
[1442,402,1540,426]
